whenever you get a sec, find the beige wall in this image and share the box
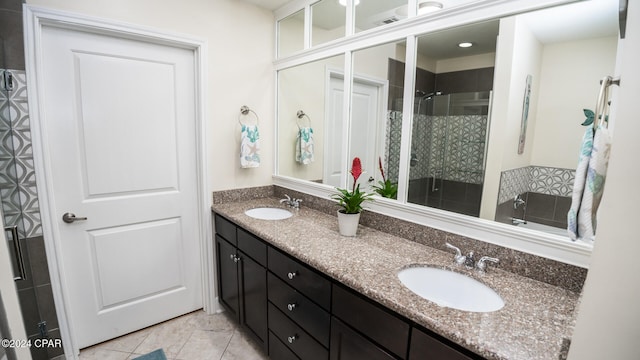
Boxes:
[277,55,344,181]
[480,16,543,219]
[531,36,617,168]
[26,0,276,192]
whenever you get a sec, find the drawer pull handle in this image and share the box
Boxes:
[230,254,240,263]
[287,303,297,311]
[287,335,298,344]
[287,271,297,280]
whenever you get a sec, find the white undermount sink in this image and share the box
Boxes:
[244,207,293,220]
[398,266,504,312]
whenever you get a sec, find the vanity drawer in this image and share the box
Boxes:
[268,247,331,310]
[268,272,331,347]
[269,331,300,360]
[332,284,410,359]
[268,303,328,360]
[237,228,267,267]
[214,214,236,245]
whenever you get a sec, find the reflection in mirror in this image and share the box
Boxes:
[277,54,345,184]
[275,0,619,243]
[484,0,618,239]
[351,40,406,196]
[278,9,304,58]
[354,0,408,34]
[311,0,345,47]
[406,21,498,216]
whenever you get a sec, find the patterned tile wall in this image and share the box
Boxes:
[385,110,488,185]
[529,166,575,196]
[0,69,42,238]
[497,167,530,205]
[498,166,575,204]
[385,111,402,183]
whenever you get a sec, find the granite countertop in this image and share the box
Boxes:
[212,197,579,360]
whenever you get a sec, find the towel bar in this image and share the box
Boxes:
[296,110,311,128]
[239,105,259,126]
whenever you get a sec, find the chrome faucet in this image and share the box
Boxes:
[445,243,466,266]
[513,194,526,209]
[464,251,475,269]
[280,194,302,209]
[476,256,500,272]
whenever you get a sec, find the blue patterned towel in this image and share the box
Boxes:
[568,126,611,241]
[240,124,260,168]
[296,127,314,165]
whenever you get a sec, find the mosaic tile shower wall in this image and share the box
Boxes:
[384,111,488,185]
[498,166,576,204]
[0,69,42,238]
[385,111,402,183]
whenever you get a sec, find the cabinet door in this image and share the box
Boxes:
[239,250,268,350]
[332,285,409,358]
[330,317,397,360]
[216,235,239,320]
[409,327,478,360]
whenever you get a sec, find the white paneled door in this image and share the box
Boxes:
[325,75,382,189]
[39,25,202,348]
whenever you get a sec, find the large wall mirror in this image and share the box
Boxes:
[275,0,619,265]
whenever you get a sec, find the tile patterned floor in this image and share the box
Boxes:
[78,310,268,360]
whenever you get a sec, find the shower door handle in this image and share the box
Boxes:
[62,212,88,223]
[4,225,27,281]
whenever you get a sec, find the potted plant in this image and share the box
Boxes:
[372,156,398,199]
[330,157,374,236]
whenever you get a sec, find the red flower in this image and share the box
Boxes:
[350,157,363,192]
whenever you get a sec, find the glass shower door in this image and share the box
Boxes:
[408,91,490,217]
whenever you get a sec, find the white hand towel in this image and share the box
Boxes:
[295,127,314,165]
[240,124,260,168]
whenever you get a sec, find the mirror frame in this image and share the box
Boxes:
[273,0,595,268]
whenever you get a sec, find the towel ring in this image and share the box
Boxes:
[593,76,620,129]
[239,105,259,126]
[296,110,311,129]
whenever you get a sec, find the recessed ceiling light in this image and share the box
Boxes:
[418,1,443,15]
[338,0,360,6]
[458,42,473,48]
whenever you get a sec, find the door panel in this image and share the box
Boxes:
[75,52,179,197]
[40,25,202,348]
[350,80,380,192]
[325,76,381,189]
[90,218,184,309]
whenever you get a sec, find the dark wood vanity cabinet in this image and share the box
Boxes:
[214,215,268,352]
[213,213,484,360]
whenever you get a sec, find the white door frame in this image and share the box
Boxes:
[23,5,214,357]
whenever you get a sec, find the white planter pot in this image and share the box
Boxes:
[337,211,361,237]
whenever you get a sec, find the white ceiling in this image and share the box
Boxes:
[239,0,289,11]
[522,0,618,43]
